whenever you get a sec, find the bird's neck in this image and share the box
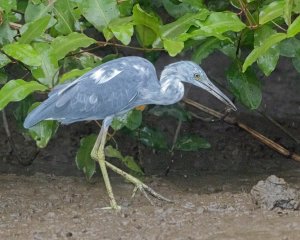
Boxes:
[158,74,185,105]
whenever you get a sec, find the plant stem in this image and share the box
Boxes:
[184,98,300,162]
[96,41,164,52]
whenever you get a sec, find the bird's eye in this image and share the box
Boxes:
[194,73,201,80]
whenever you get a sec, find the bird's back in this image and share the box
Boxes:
[24,57,159,128]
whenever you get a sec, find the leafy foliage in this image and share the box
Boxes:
[105,145,144,175]
[76,134,97,180]
[175,135,211,151]
[1,0,299,179]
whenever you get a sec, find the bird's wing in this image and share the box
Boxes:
[24,57,158,127]
[55,72,140,122]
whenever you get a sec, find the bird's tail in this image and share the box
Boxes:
[23,96,57,129]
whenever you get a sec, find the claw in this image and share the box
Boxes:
[105,161,174,205]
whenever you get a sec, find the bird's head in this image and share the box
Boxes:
[162,61,237,111]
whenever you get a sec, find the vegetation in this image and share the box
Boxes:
[0,0,299,179]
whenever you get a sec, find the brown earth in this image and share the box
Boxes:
[1,171,300,240]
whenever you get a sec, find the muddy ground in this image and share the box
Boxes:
[1,172,300,240]
[1,52,300,239]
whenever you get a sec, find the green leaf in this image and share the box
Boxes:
[179,11,245,42]
[132,4,161,35]
[160,11,209,39]
[227,61,262,110]
[51,32,96,60]
[112,109,142,131]
[105,145,143,175]
[284,0,293,25]
[175,135,210,151]
[155,10,209,50]
[135,25,157,47]
[78,52,103,68]
[279,37,300,57]
[0,21,17,45]
[0,53,11,68]
[31,42,59,87]
[53,0,77,35]
[259,1,284,24]
[207,0,230,11]
[254,26,280,76]
[60,68,92,83]
[0,0,16,12]
[2,42,42,66]
[28,102,59,148]
[76,0,119,31]
[0,79,47,111]
[162,0,203,18]
[219,43,236,59]
[118,0,133,17]
[24,2,54,23]
[294,0,300,13]
[192,38,221,64]
[75,134,97,180]
[139,126,168,150]
[0,70,8,84]
[149,104,191,121]
[13,96,34,128]
[108,17,134,45]
[287,15,300,37]
[163,38,184,56]
[242,33,286,72]
[125,109,142,130]
[19,15,51,44]
[197,11,246,39]
[133,4,162,47]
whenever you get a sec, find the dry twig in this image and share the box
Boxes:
[184,98,300,162]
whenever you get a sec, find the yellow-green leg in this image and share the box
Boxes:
[91,118,120,210]
[105,161,173,204]
[91,117,172,209]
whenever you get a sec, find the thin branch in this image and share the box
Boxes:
[66,41,165,58]
[272,21,287,32]
[66,46,105,57]
[96,41,165,52]
[184,98,300,162]
[165,119,182,176]
[9,22,22,30]
[93,120,118,146]
[170,120,182,152]
[237,0,258,29]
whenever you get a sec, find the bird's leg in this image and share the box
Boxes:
[91,119,121,210]
[91,118,172,208]
[104,161,173,204]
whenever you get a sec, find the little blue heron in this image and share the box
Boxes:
[24,56,236,209]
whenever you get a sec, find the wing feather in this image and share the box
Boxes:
[24,57,158,127]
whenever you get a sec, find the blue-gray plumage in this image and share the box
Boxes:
[23,56,236,209]
[24,56,235,128]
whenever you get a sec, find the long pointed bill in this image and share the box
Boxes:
[193,78,237,111]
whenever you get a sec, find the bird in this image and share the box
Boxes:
[24,56,236,209]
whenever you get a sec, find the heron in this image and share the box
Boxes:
[24,56,236,210]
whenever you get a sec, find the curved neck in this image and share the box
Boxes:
[157,73,185,105]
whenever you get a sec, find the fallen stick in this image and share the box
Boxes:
[184,98,300,162]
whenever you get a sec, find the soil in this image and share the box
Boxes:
[1,171,300,240]
[1,52,300,239]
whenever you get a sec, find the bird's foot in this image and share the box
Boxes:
[130,180,173,205]
[105,161,173,205]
